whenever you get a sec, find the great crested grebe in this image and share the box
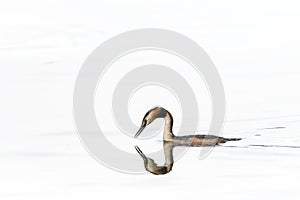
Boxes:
[134,106,241,146]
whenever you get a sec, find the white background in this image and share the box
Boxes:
[0,0,300,199]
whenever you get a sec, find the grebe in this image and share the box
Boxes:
[134,106,241,146]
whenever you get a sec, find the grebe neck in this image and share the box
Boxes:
[163,111,175,141]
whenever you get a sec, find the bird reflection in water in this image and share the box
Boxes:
[135,142,175,175]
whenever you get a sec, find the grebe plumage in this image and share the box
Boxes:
[134,106,241,146]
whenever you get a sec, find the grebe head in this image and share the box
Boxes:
[134,106,167,138]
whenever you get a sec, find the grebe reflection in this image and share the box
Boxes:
[135,142,175,175]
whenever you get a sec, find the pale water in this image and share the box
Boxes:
[1,1,300,199]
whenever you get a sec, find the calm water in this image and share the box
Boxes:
[1,1,300,199]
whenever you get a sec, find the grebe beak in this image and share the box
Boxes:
[134,125,146,138]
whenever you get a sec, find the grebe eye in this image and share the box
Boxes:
[142,119,147,126]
